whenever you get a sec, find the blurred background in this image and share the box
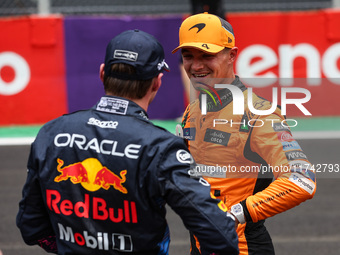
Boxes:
[1,0,340,125]
[1,1,340,255]
[0,0,336,16]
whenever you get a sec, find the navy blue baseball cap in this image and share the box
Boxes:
[104,29,170,80]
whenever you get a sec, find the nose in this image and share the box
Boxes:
[191,57,204,71]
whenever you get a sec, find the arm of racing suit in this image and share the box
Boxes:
[158,139,239,255]
[236,113,316,223]
[16,146,58,253]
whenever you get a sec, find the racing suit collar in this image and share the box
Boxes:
[199,75,247,112]
[94,95,150,121]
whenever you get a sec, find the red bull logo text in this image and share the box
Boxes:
[47,190,138,223]
[55,158,127,193]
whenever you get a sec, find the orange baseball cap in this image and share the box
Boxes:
[172,13,235,54]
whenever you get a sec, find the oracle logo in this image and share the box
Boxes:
[236,43,340,87]
[0,52,30,95]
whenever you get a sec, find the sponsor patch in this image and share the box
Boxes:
[204,129,231,146]
[183,128,196,140]
[87,118,118,129]
[114,50,138,62]
[289,160,311,169]
[176,149,194,164]
[289,160,315,182]
[290,168,316,182]
[54,158,128,193]
[273,122,291,133]
[139,111,149,120]
[157,59,168,71]
[97,97,128,115]
[199,177,210,186]
[285,150,308,161]
[239,113,250,133]
[218,201,228,212]
[54,133,141,159]
[277,131,295,142]
[57,223,134,251]
[281,141,301,151]
[289,173,315,194]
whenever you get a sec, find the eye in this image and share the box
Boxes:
[182,54,193,60]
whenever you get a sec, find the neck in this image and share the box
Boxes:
[131,84,156,112]
[131,98,149,112]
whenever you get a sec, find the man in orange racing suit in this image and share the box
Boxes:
[172,13,316,255]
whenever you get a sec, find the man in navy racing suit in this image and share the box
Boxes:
[16,29,239,255]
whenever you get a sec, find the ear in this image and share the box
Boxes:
[99,63,105,82]
[229,47,238,63]
[152,73,163,92]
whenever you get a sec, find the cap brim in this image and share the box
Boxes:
[172,43,225,54]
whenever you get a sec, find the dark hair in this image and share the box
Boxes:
[103,63,154,99]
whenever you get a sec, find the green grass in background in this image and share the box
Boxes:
[0,125,42,138]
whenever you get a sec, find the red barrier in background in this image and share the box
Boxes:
[0,10,340,125]
[0,16,67,125]
[229,10,340,117]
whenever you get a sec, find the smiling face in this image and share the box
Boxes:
[181,47,238,88]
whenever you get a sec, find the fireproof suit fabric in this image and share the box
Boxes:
[16,95,239,255]
[182,76,316,255]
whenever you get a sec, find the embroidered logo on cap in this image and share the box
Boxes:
[189,23,206,33]
[114,50,138,62]
[157,59,168,70]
